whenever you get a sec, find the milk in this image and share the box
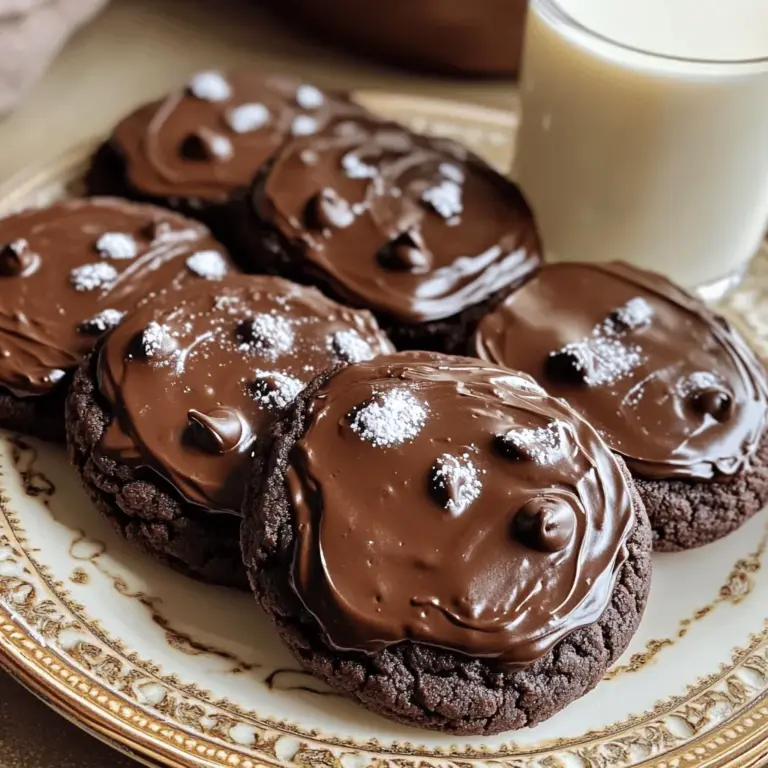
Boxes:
[514,0,768,296]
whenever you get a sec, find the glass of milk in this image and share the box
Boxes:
[514,0,768,299]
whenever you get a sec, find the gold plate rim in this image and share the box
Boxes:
[0,90,765,768]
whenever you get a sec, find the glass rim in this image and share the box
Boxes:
[534,0,768,68]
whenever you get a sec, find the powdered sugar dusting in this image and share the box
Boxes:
[439,163,465,183]
[548,299,649,388]
[70,262,118,291]
[239,313,294,359]
[186,250,228,280]
[250,370,303,410]
[295,84,324,110]
[551,337,644,387]
[46,369,66,384]
[422,179,463,219]
[677,371,725,398]
[226,103,270,133]
[431,453,482,516]
[291,115,319,137]
[328,329,374,363]
[79,308,126,334]
[140,321,178,362]
[188,71,231,102]
[96,232,137,260]
[205,133,234,160]
[342,152,378,179]
[609,297,654,331]
[300,149,319,165]
[349,388,427,447]
[498,422,564,465]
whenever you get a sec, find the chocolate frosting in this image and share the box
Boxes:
[473,262,768,481]
[287,351,635,667]
[0,198,234,398]
[96,275,394,514]
[111,71,366,203]
[254,118,541,324]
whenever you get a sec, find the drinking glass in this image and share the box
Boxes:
[514,0,768,300]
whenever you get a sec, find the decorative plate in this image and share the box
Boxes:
[0,93,766,768]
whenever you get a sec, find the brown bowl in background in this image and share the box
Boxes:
[273,0,528,77]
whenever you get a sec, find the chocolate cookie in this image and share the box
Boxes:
[243,117,542,352]
[242,352,651,733]
[87,70,367,255]
[0,197,235,442]
[472,262,768,552]
[66,275,394,588]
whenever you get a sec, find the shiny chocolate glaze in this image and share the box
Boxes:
[287,351,636,667]
[0,197,233,398]
[253,117,541,324]
[96,275,394,514]
[109,71,367,203]
[473,262,768,481]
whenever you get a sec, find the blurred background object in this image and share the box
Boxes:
[0,0,108,116]
[0,0,526,124]
[272,0,529,77]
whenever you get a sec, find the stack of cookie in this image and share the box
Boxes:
[0,69,765,735]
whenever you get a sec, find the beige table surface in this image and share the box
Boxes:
[0,0,516,765]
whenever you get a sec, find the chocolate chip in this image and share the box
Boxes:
[0,239,39,277]
[496,431,533,461]
[512,497,575,553]
[694,389,733,420]
[180,128,234,162]
[678,372,734,422]
[305,188,354,230]
[187,407,245,454]
[545,343,595,385]
[377,231,433,273]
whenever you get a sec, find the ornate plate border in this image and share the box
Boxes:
[0,92,764,768]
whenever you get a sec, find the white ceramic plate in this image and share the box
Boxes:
[0,93,766,768]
